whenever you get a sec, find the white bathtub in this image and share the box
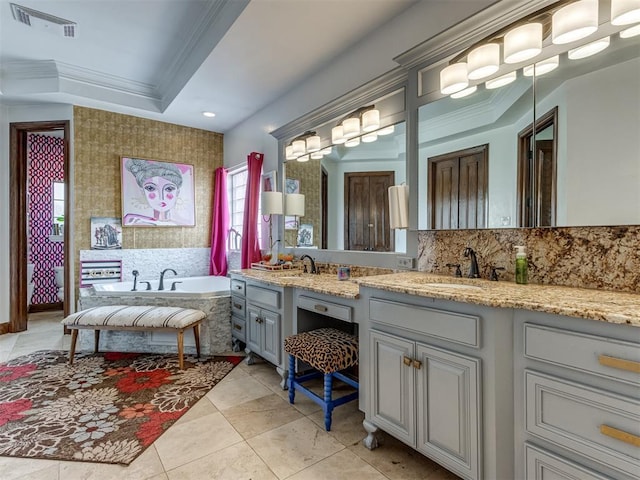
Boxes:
[92,275,230,298]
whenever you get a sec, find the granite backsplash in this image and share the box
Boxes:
[417,226,640,293]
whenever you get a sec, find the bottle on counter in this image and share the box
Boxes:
[515,245,528,285]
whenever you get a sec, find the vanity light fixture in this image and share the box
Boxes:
[620,23,640,37]
[310,151,323,160]
[503,22,543,63]
[485,71,517,89]
[331,125,346,144]
[345,137,360,147]
[297,154,310,162]
[361,109,380,132]
[611,0,640,25]
[342,117,361,139]
[523,55,560,76]
[552,0,599,45]
[467,43,500,79]
[330,104,381,143]
[450,85,478,99]
[362,132,378,143]
[440,62,468,94]
[286,131,329,162]
[321,146,332,155]
[377,125,395,135]
[568,36,610,59]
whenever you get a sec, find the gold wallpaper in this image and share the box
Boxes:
[73,106,223,284]
[284,159,322,247]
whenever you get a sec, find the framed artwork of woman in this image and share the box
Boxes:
[121,157,196,227]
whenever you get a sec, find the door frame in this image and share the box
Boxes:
[9,120,70,333]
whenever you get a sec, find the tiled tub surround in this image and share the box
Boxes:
[77,289,231,354]
[418,226,640,294]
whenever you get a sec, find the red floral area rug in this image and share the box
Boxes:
[0,350,242,465]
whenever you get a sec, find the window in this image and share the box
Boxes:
[227,167,261,250]
[52,181,65,235]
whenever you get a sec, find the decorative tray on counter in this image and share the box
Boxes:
[250,262,299,272]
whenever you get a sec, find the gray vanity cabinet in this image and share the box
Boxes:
[247,305,280,365]
[370,329,480,479]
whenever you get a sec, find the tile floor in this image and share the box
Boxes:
[0,311,462,480]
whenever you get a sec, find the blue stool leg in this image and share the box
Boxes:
[323,373,333,431]
[288,354,296,404]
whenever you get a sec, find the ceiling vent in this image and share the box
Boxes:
[10,3,77,38]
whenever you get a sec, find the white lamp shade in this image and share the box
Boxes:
[552,0,599,45]
[362,109,380,132]
[292,139,306,156]
[342,117,361,138]
[568,36,610,59]
[362,132,378,143]
[467,43,500,79]
[440,62,468,94]
[345,137,360,147]
[388,185,409,229]
[620,24,640,37]
[332,125,346,144]
[321,146,332,155]
[261,191,283,215]
[611,0,640,25]
[285,193,305,216]
[450,85,477,99]
[305,135,321,153]
[504,23,542,63]
[285,145,296,160]
[523,55,560,77]
[485,71,517,89]
[297,154,309,162]
[310,151,323,160]
[377,125,395,135]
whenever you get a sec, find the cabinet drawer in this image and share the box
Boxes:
[231,296,246,317]
[247,285,280,309]
[370,298,479,348]
[231,316,246,342]
[298,295,351,322]
[524,443,611,480]
[230,279,245,296]
[524,323,640,386]
[525,370,640,479]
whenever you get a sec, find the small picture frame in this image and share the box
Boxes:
[90,217,123,249]
[262,170,277,192]
[297,224,313,247]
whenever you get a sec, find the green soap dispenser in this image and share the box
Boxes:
[515,245,528,285]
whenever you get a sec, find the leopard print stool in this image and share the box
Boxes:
[284,328,359,431]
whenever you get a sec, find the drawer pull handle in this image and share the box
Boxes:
[234,285,242,290]
[233,324,243,331]
[403,356,412,367]
[600,424,640,447]
[233,303,243,309]
[314,304,328,313]
[598,354,640,374]
[413,360,422,370]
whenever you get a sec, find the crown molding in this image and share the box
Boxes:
[394,0,559,71]
[157,0,250,110]
[270,67,407,141]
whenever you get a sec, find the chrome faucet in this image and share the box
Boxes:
[463,247,480,278]
[158,268,177,290]
[300,255,317,274]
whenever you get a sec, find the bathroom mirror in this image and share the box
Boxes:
[417,28,640,229]
[283,121,406,252]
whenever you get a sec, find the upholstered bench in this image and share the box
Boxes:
[284,328,359,431]
[62,305,206,369]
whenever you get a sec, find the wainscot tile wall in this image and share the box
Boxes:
[417,226,640,294]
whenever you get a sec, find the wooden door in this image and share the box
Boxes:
[344,171,394,251]
[429,145,487,229]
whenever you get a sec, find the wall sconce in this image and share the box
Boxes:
[261,191,283,263]
[285,193,305,246]
[388,185,409,229]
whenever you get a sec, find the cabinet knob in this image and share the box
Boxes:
[314,304,328,313]
[412,359,422,370]
[403,356,412,367]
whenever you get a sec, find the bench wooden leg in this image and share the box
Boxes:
[177,330,185,370]
[94,330,100,353]
[193,324,201,358]
[69,329,78,365]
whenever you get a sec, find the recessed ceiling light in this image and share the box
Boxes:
[202,112,216,118]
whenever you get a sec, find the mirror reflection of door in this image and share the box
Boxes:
[428,144,488,229]
[344,171,394,251]
[518,107,558,227]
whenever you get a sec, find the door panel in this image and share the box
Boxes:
[247,306,261,353]
[262,310,280,365]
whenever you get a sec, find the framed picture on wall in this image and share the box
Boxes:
[121,156,196,227]
[262,170,277,192]
[298,224,313,247]
[90,217,123,249]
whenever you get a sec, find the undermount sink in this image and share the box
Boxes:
[422,283,483,291]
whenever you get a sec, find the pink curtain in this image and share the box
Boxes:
[241,152,264,268]
[209,167,229,276]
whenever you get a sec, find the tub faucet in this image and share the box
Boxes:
[158,268,177,291]
[131,270,139,291]
[300,255,317,274]
[463,247,480,278]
